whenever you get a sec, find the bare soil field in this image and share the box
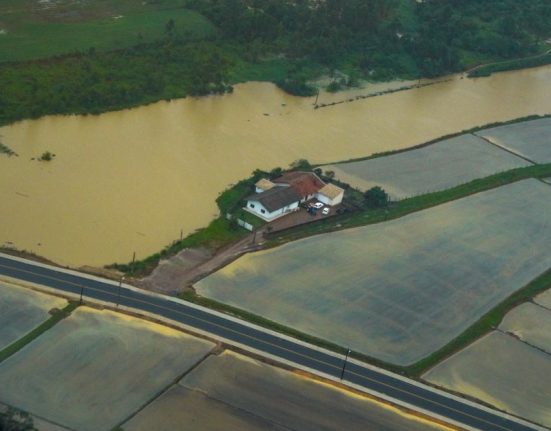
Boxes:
[325,134,530,199]
[0,307,214,431]
[476,117,551,163]
[124,351,448,431]
[423,331,551,428]
[196,179,551,365]
[0,281,66,350]
[499,302,551,353]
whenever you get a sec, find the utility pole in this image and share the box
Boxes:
[79,285,84,304]
[117,276,125,308]
[340,348,351,380]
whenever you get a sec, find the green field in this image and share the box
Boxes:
[0,0,215,62]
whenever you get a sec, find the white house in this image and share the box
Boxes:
[245,171,345,222]
[245,186,301,221]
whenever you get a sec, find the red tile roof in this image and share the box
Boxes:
[273,171,325,197]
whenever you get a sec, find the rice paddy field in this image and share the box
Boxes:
[423,331,551,428]
[196,179,551,365]
[499,302,551,352]
[324,134,530,199]
[0,307,215,431]
[535,288,551,309]
[0,280,66,350]
[476,117,551,164]
[123,351,448,431]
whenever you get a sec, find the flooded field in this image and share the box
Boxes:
[423,331,551,428]
[477,117,551,163]
[0,307,214,431]
[325,134,530,199]
[0,281,66,350]
[1,66,551,266]
[196,180,551,365]
[124,351,449,431]
[499,302,551,353]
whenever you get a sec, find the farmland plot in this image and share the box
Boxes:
[499,302,551,353]
[325,134,529,199]
[0,281,66,350]
[0,307,214,431]
[423,331,551,427]
[124,351,447,431]
[196,179,551,365]
[535,288,551,310]
[476,118,551,164]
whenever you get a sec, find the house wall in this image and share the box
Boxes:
[316,192,344,206]
[245,200,299,221]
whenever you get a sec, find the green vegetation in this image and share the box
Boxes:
[0,301,79,364]
[0,141,17,157]
[364,186,389,209]
[108,217,246,275]
[408,268,551,376]
[1,1,550,126]
[0,1,215,63]
[469,51,551,77]
[0,408,35,431]
[39,151,54,162]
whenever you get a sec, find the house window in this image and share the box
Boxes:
[261,209,266,214]
[249,203,255,209]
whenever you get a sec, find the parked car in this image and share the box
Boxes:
[313,202,324,209]
[322,207,330,215]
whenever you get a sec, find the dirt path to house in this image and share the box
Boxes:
[139,229,266,295]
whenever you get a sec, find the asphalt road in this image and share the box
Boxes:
[0,254,543,431]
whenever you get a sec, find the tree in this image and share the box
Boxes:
[0,408,35,431]
[364,186,389,208]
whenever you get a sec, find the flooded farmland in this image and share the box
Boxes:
[1,66,551,267]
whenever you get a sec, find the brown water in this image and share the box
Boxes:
[1,66,551,267]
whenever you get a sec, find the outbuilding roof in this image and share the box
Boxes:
[318,183,344,200]
[272,171,325,197]
[255,178,275,191]
[247,187,301,213]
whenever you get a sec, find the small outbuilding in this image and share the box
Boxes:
[316,183,344,206]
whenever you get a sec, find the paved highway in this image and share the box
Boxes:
[0,254,545,431]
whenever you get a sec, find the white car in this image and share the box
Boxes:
[322,207,330,215]
[313,202,324,209]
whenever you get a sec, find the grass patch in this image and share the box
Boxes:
[0,141,17,157]
[0,301,79,364]
[468,51,551,78]
[0,6,215,63]
[407,268,551,376]
[108,218,247,276]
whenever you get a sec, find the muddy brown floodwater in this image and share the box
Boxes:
[1,66,551,267]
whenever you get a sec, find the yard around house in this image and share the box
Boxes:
[195,179,551,366]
